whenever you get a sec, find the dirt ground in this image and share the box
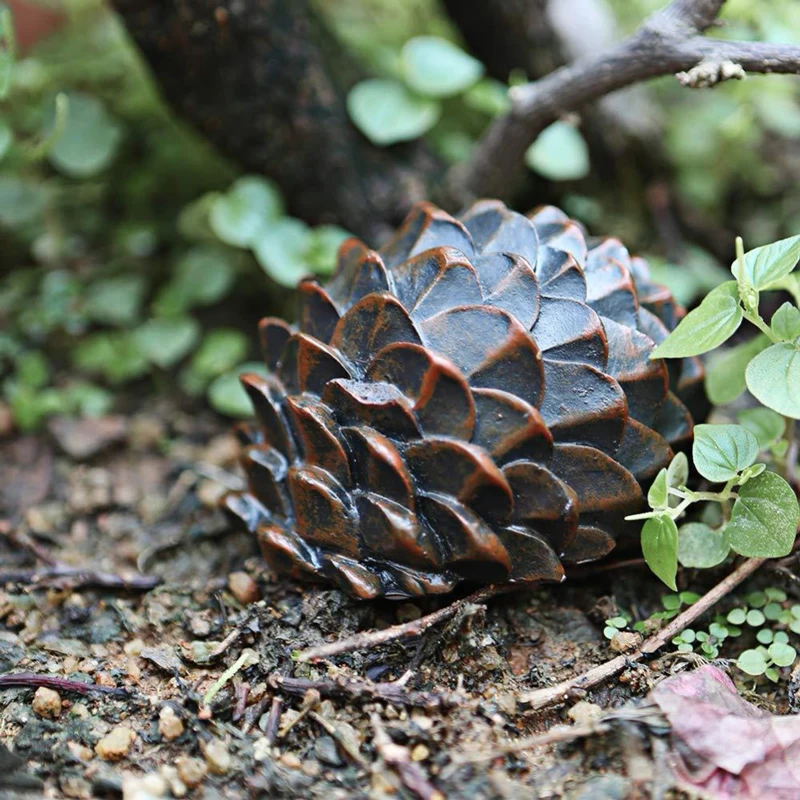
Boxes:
[0,399,791,799]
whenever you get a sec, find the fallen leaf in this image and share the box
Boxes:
[650,664,800,798]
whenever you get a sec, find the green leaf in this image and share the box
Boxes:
[401,36,484,98]
[72,332,149,384]
[746,609,766,626]
[757,628,774,645]
[745,342,800,418]
[692,423,759,483]
[305,225,351,276]
[0,120,12,161]
[738,463,767,484]
[666,452,689,489]
[775,630,790,644]
[647,468,668,509]
[768,641,797,667]
[347,79,440,146]
[525,122,590,182]
[737,408,786,449]
[737,649,768,676]
[677,522,730,568]
[732,235,800,290]
[704,335,770,405]
[158,246,237,314]
[253,218,313,288]
[48,93,122,178]
[190,329,249,379]
[764,602,783,621]
[210,176,283,248]
[462,79,511,117]
[727,608,747,625]
[84,276,147,327]
[133,317,200,369]
[0,6,15,100]
[641,516,679,590]
[650,282,742,359]
[726,471,800,558]
[207,361,266,418]
[0,176,47,227]
[771,302,800,342]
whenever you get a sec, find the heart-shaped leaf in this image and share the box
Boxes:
[402,37,484,98]
[692,424,759,483]
[347,79,440,146]
[726,471,800,558]
[677,522,730,569]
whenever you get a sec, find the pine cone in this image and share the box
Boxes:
[224,201,704,599]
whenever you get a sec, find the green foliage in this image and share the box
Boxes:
[650,282,743,358]
[641,516,679,590]
[348,78,441,145]
[524,122,590,182]
[633,230,800,589]
[47,92,122,177]
[401,36,483,98]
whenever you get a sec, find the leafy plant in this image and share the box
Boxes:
[629,235,800,588]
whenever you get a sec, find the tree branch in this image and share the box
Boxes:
[445,0,800,206]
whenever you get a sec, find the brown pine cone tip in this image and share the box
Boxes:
[223,200,705,599]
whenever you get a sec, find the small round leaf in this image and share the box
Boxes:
[401,37,484,98]
[677,522,730,569]
[347,79,441,146]
[525,122,590,181]
[745,342,800,419]
[736,648,768,676]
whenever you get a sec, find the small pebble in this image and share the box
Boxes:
[568,700,604,726]
[122,773,168,799]
[158,706,184,741]
[197,479,226,508]
[609,631,642,654]
[281,753,302,769]
[67,741,94,762]
[175,756,207,788]
[95,725,135,761]
[124,638,145,656]
[202,737,231,775]
[314,735,342,766]
[228,571,260,604]
[32,686,62,718]
[411,744,430,762]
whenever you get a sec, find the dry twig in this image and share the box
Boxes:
[519,557,765,709]
[270,673,463,711]
[295,583,521,662]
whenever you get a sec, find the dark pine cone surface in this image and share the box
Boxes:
[225,201,704,599]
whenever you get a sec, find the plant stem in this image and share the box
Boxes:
[742,308,781,344]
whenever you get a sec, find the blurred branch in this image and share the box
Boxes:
[446,0,800,205]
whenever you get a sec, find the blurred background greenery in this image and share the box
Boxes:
[1,0,798,431]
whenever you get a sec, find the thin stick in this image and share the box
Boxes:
[295,583,521,662]
[518,557,765,709]
[0,672,129,697]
